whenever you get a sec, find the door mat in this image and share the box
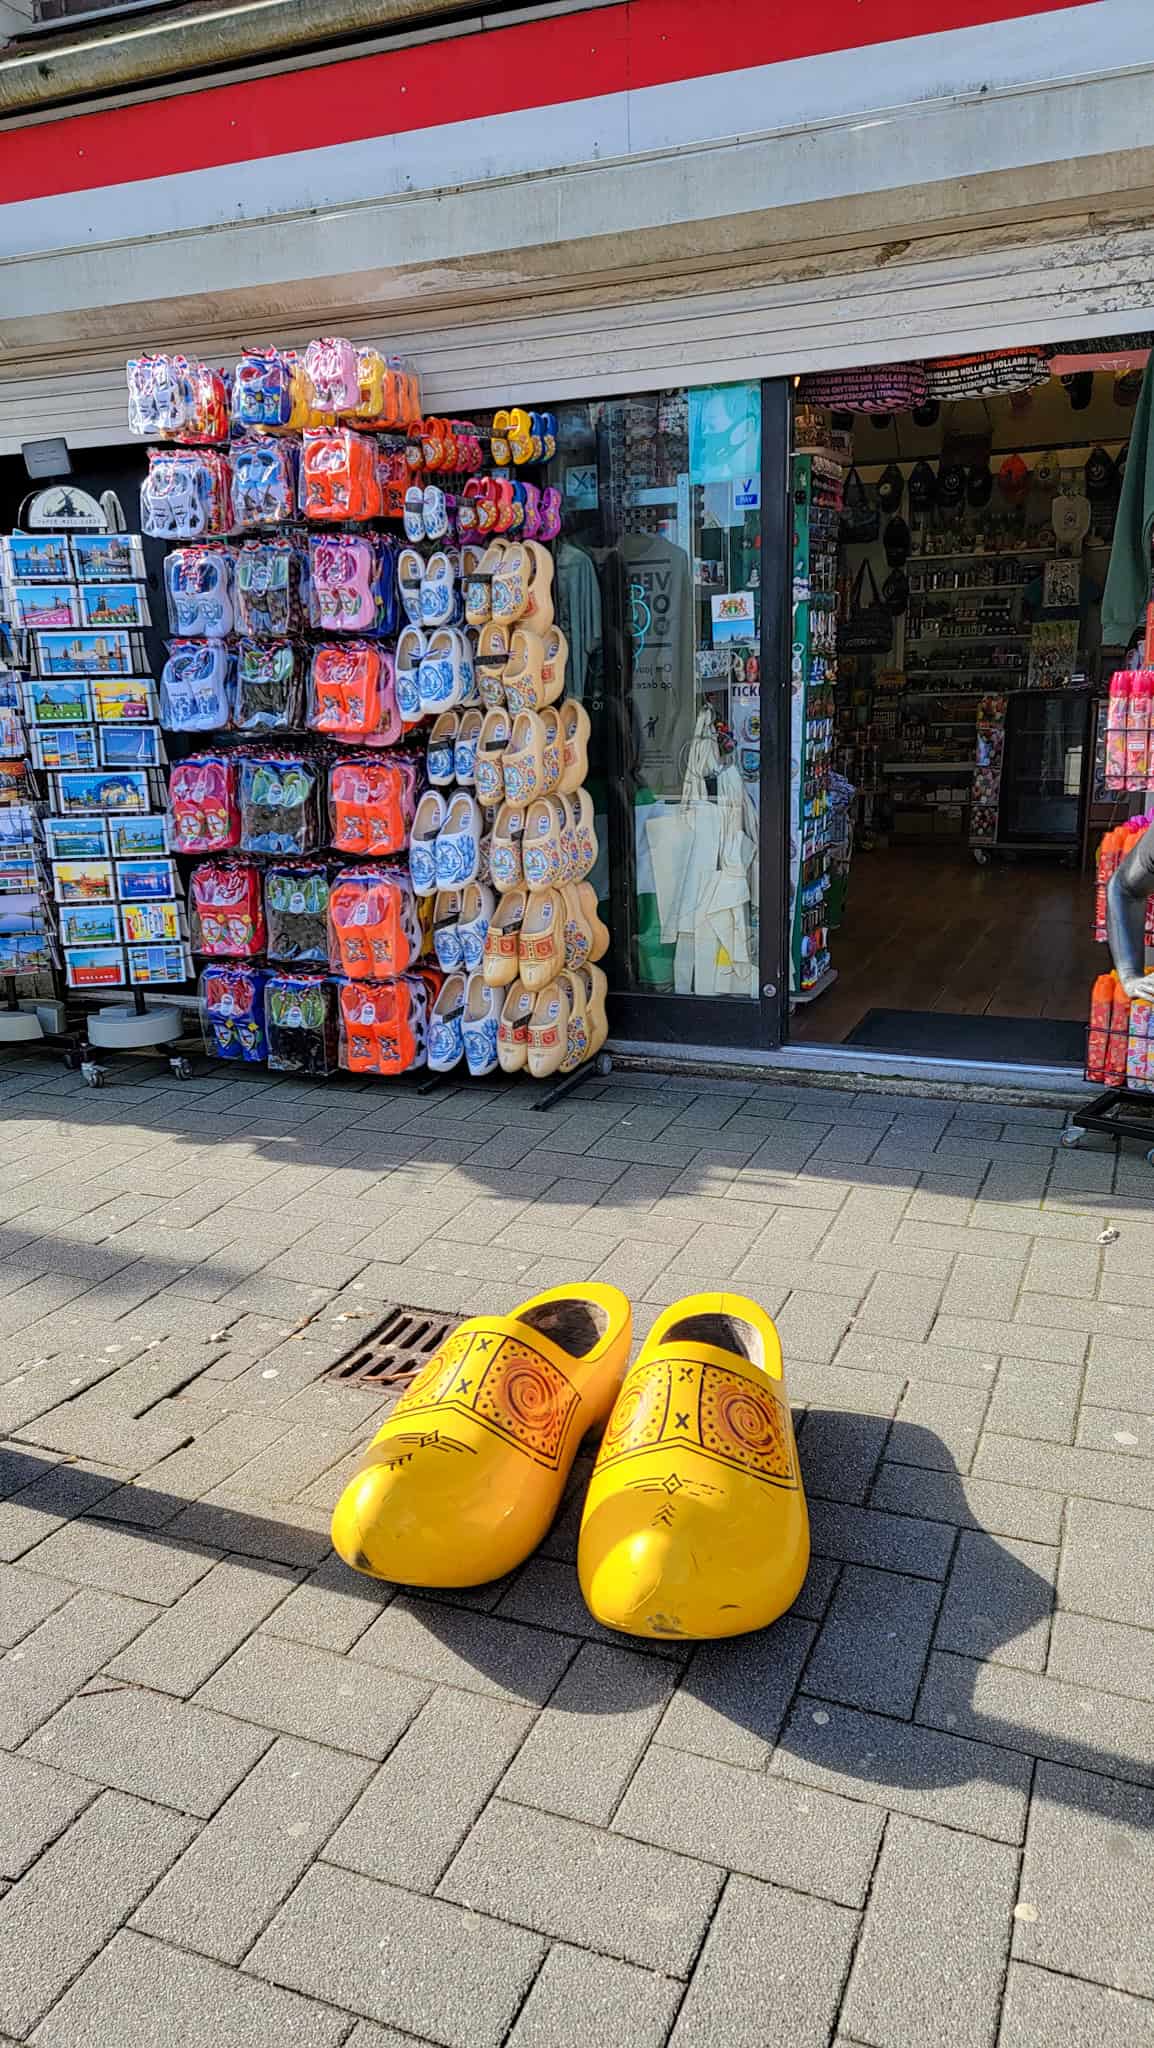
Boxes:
[845,1008,1086,1066]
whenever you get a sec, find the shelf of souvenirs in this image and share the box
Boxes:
[907,543,1056,562]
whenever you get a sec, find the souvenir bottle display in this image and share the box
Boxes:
[129,345,607,1080]
[0,527,187,1004]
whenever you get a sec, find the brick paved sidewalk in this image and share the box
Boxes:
[0,1056,1152,2047]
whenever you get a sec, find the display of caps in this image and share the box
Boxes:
[877,463,905,514]
[966,464,993,507]
[1084,446,1119,501]
[908,460,938,511]
[1061,371,1094,412]
[883,516,911,567]
[936,461,967,507]
[997,454,1030,501]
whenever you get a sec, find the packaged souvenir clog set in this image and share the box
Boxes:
[130,341,607,1080]
[0,528,189,995]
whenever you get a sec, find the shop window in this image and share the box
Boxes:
[548,384,762,1004]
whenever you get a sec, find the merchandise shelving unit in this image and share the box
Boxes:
[789,453,841,1001]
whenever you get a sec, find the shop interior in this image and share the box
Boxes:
[790,344,1150,1064]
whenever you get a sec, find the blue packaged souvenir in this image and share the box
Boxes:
[160,640,234,731]
[201,964,269,1062]
[165,547,235,637]
[230,437,299,529]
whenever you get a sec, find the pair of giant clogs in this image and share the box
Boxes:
[331,1286,809,1640]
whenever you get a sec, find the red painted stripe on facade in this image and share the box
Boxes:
[2,0,1095,205]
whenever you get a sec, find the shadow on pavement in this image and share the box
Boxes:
[1,1417,1148,1828]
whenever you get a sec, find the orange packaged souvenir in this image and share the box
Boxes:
[338,975,428,1076]
[310,643,400,742]
[328,865,422,980]
[328,752,419,857]
[301,428,382,521]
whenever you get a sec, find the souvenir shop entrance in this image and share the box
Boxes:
[565,335,1151,1076]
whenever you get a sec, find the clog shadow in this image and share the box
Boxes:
[392,1413,1152,1826]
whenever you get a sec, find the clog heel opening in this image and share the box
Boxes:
[664,1313,764,1370]
[520,1300,606,1356]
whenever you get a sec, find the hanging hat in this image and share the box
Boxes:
[966,464,993,507]
[1114,368,1143,408]
[883,516,911,567]
[1061,371,1094,412]
[1084,446,1119,501]
[937,461,966,507]
[869,413,894,431]
[908,459,938,511]
[877,463,905,514]
[831,411,854,432]
[1033,454,1058,491]
[998,453,1030,502]
[912,400,941,429]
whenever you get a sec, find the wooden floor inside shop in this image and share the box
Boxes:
[790,844,1101,1044]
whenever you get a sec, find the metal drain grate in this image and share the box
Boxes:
[325,1304,457,1389]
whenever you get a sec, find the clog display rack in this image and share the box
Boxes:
[0,525,191,1071]
[128,340,611,1094]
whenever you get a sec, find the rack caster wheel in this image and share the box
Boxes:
[595,1053,613,1078]
[1061,1126,1084,1148]
[81,1061,106,1089]
[972,849,989,866]
[64,1046,84,1072]
[1145,1147,1154,1168]
[169,1057,194,1080]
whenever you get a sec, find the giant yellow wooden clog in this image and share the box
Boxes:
[578,1292,809,1639]
[332,1284,631,1587]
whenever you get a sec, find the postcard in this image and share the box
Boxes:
[8,585,79,630]
[0,859,39,893]
[52,858,115,905]
[91,676,157,723]
[0,892,44,929]
[0,710,22,762]
[711,590,758,645]
[35,630,140,678]
[114,856,178,902]
[127,942,190,986]
[26,678,91,724]
[0,805,37,847]
[59,903,121,947]
[121,900,182,944]
[53,770,151,814]
[78,583,151,630]
[32,726,99,772]
[70,534,146,583]
[64,946,126,990]
[0,932,53,975]
[108,814,167,858]
[1,534,71,582]
[44,816,108,860]
[99,724,163,770]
